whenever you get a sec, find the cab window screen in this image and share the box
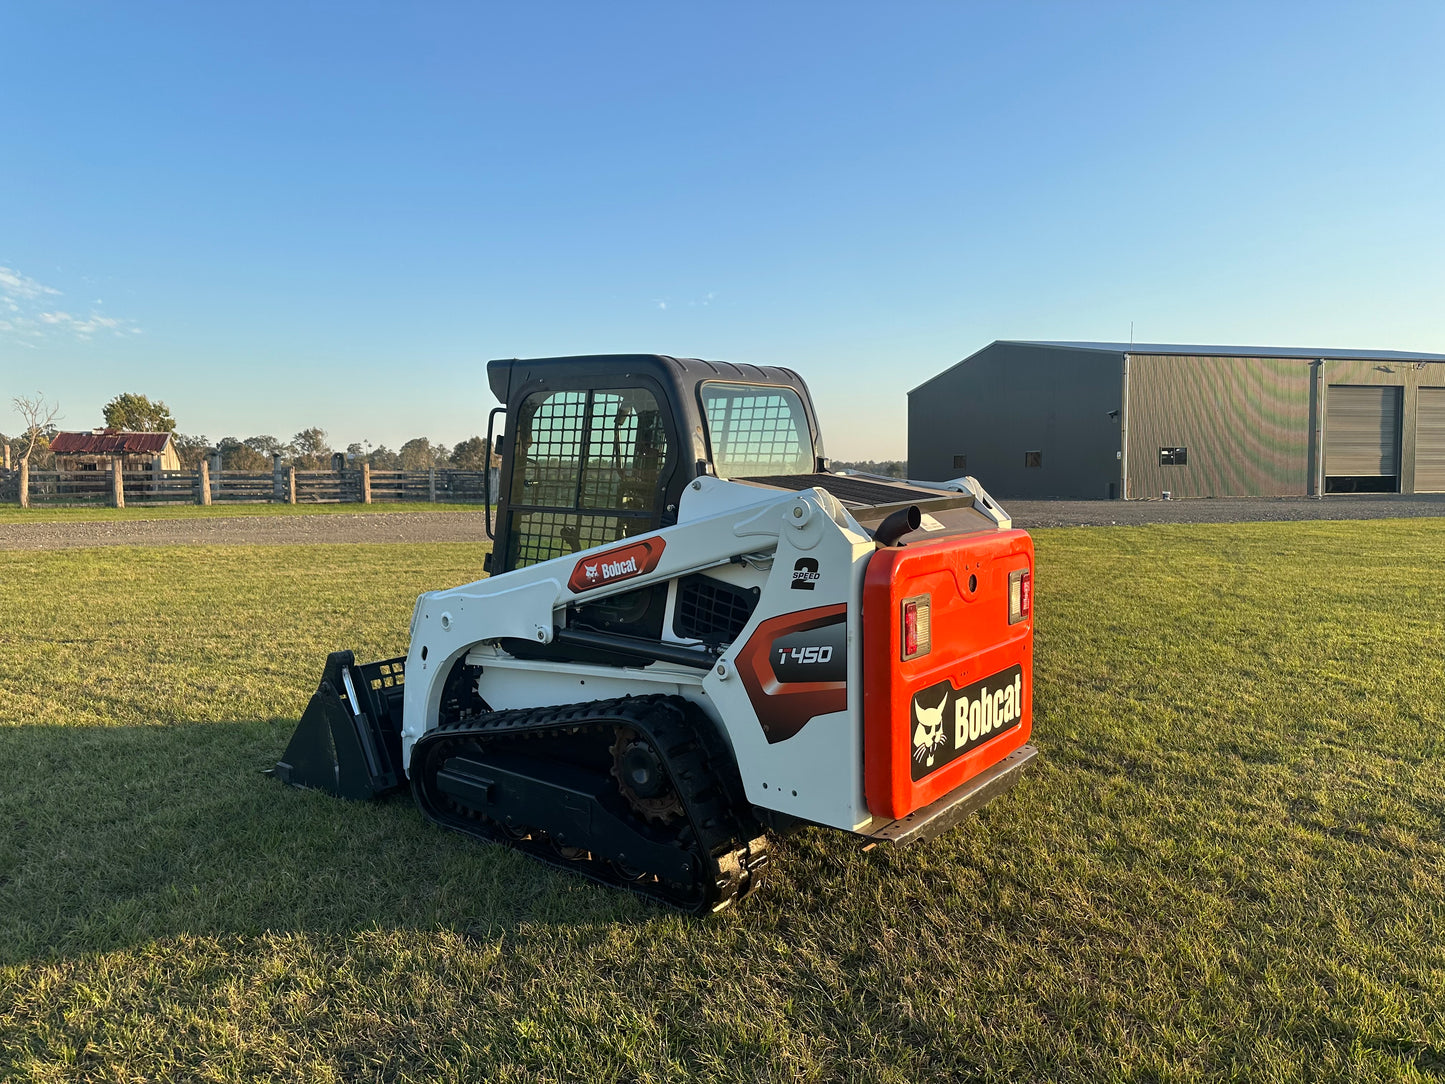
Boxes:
[507,387,669,570]
[581,391,669,511]
[513,390,587,509]
[700,383,812,479]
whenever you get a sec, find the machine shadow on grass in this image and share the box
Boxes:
[0,719,674,965]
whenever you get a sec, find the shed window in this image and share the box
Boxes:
[1159,447,1188,466]
[1024,451,1043,469]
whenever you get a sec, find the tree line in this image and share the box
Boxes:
[830,459,908,479]
[6,392,901,476]
[3,392,494,472]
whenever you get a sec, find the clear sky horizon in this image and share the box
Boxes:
[3,2,1443,460]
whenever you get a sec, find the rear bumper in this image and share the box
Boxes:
[858,744,1037,846]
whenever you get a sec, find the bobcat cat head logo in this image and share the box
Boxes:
[912,690,948,767]
[584,563,599,581]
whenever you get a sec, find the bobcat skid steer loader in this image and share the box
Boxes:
[274,355,1037,913]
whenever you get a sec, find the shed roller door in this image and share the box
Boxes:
[1417,388,1445,492]
[1326,385,1400,476]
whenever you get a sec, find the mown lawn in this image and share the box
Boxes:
[1,521,1443,1082]
[0,502,484,524]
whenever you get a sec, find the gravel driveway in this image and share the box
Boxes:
[1,495,1442,550]
[1002,493,1445,528]
[0,511,494,550]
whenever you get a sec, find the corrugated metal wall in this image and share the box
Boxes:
[1126,355,1313,498]
[1417,387,1445,492]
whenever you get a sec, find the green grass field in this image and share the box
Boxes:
[2,520,1443,1082]
[0,502,485,524]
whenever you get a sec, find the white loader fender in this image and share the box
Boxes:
[702,499,876,832]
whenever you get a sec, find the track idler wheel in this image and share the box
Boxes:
[609,726,684,823]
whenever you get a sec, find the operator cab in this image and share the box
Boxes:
[484,354,825,640]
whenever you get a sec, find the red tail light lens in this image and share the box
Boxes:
[1009,568,1032,624]
[901,594,931,660]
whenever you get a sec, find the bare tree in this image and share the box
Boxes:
[11,393,62,464]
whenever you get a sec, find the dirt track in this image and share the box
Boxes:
[2,495,1443,551]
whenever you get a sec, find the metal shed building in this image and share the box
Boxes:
[908,341,1445,499]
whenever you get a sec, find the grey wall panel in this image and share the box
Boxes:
[907,343,1122,498]
[1125,355,1313,498]
[1326,385,1401,476]
[1416,388,1445,492]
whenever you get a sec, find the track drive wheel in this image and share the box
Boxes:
[610,726,683,823]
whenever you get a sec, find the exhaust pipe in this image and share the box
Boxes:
[873,505,921,547]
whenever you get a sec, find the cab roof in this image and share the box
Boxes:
[486,354,812,407]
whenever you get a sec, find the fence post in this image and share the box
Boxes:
[18,459,28,508]
[429,468,437,503]
[272,455,284,503]
[111,458,125,509]
[362,462,372,504]
[210,453,222,502]
[198,460,211,505]
[288,466,297,504]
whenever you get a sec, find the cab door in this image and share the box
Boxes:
[495,378,680,638]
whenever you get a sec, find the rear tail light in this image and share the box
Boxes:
[1008,568,1032,624]
[901,594,931,660]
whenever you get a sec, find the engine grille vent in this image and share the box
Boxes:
[674,575,760,645]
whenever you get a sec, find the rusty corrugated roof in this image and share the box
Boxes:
[50,430,173,455]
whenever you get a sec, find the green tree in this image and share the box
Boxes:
[216,437,268,471]
[289,428,331,470]
[102,393,176,433]
[399,437,448,470]
[172,433,211,470]
[243,435,285,460]
[450,436,491,470]
[368,444,401,470]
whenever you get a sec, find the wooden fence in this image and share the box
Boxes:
[3,463,501,508]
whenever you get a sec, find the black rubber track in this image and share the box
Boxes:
[410,694,770,914]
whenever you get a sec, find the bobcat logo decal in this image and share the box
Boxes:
[567,537,667,593]
[911,690,948,767]
[906,665,1026,781]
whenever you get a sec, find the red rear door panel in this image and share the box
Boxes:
[863,529,1034,819]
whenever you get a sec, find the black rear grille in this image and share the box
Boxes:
[674,575,760,645]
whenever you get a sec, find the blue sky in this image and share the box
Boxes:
[3,2,1442,459]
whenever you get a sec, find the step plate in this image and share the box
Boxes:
[861,744,1037,846]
